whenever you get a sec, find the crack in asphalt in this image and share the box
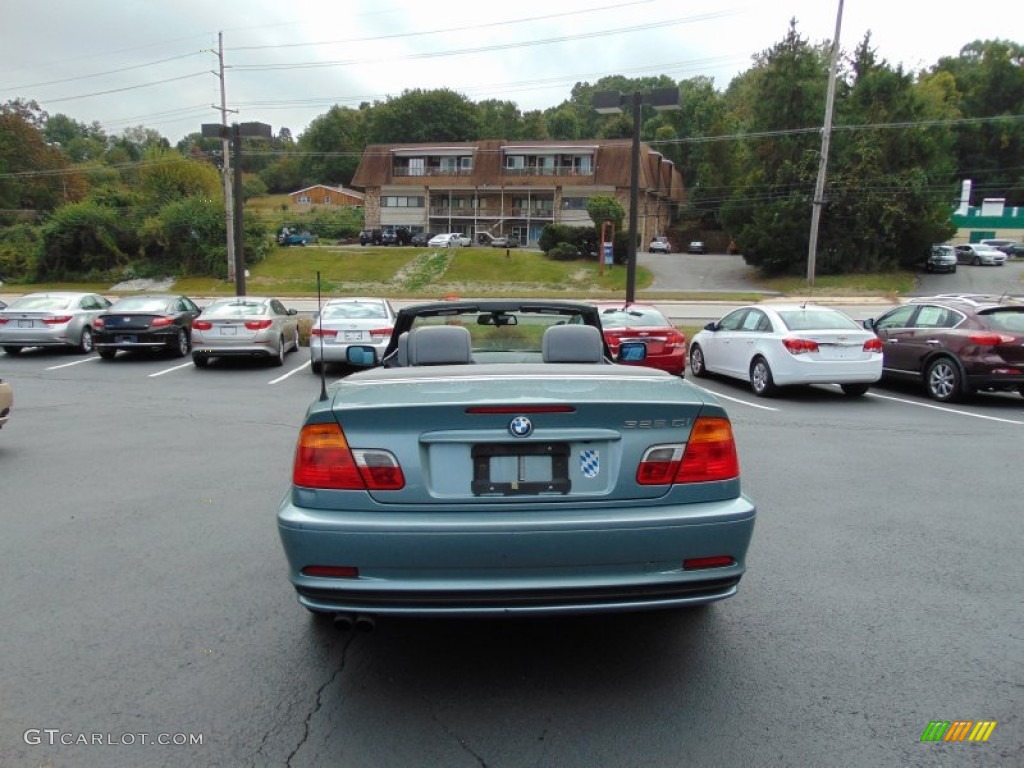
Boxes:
[264,631,359,768]
[428,704,488,768]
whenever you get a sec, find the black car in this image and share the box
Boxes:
[864,294,1024,402]
[93,294,202,360]
[410,232,435,247]
[359,229,382,246]
[380,227,412,246]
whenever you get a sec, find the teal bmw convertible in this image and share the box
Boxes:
[277,300,756,626]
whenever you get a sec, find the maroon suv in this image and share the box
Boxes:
[865,294,1024,402]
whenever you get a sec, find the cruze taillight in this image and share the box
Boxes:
[636,417,739,485]
[293,423,404,491]
[782,338,819,354]
[863,337,883,352]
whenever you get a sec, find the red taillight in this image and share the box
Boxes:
[968,333,1014,346]
[193,320,212,331]
[665,329,687,349]
[150,316,174,327]
[310,328,337,337]
[301,565,359,578]
[0,318,8,324]
[782,338,819,354]
[370,327,393,340]
[676,417,740,482]
[683,556,735,570]
[245,319,273,330]
[292,423,404,491]
[863,337,883,352]
[42,315,73,325]
[636,417,740,485]
[94,317,106,328]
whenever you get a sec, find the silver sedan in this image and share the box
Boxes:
[0,291,112,355]
[190,296,300,367]
[310,297,396,373]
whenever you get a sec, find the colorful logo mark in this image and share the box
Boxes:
[920,720,997,742]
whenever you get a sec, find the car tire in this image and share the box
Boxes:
[972,256,981,266]
[689,344,707,378]
[3,346,23,355]
[840,383,870,397]
[749,356,777,397]
[97,348,117,360]
[192,353,209,368]
[925,357,962,402]
[77,327,94,354]
[310,359,322,375]
[271,336,285,366]
[952,265,957,273]
[171,328,189,358]
[291,328,300,353]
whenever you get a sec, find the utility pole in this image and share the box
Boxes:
[806,0,844,288]
[211,32,238,282]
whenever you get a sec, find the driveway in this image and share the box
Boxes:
[638,251,775,294]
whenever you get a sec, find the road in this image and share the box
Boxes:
[0,346,1020,767]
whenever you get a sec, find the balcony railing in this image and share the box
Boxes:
[502,167,594,177]
[392,167,474,177]
[429,207,555,218]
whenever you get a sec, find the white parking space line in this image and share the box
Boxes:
[867,391,1024,425]
[148,362,194,378]
[692,385,781,411]
[269,360,311,384]
[45,358,98,370]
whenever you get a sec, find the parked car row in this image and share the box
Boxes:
[0,292,300,368]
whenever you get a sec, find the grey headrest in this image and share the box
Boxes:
[542,324,604,363]
[406,325,473,365]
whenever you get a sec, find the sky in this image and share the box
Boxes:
[2,0,1020,145]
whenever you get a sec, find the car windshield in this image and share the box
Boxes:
[8,296,73,311]
[409,307,588,357]
[979,308,1024,333]
[111,297,171,312]
[204,301,267,317]
[776,309,860,331]
[322,303,387,320]
[599,307,669,327]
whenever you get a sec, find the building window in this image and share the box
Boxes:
[505,155,525,170]
[382,196,425,208]
[562,197,589,210]
[297,195,310,203]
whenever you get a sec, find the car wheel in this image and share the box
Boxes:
[749,356,777,397]
[310,359,322,375]
[271,336,285,366]
[192,353,209,368]
[291,328,301,353]
[77,327,94,354]
[97,348,117,360]
[689,344,707,378]
[952,265,957,273]
[925,357,962,402]
[840,383,870,397]
[3,346,23,356]
[972,256,981,266]
[171,328,189,358]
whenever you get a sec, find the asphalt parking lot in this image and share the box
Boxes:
[1,345,1020,767]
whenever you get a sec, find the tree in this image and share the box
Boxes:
[366,89,480,143]
[44,114,107,163]
[477,99,522,140]
[0,104,87,213]
[586,196,625,229]
[137,147,221,204]
[37,200,126,279]
[297,105,366,186]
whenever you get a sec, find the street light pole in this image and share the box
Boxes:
[594,87,680,305]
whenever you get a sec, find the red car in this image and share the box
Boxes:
[595,302,687,376]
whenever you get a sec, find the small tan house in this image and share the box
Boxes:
[288,185,364,208]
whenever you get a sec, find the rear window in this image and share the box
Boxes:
[111,297,170,312]
[204,301,267,318]
[322,302,387,320]
[8,296,72,311]
[776,309,860,331]
[979,309,1024,333]
[599,307,669,328]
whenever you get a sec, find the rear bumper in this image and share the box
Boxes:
[94,331,176,348]
[278,495,756,616]
[772,357,882,386]
[311,341,387,364]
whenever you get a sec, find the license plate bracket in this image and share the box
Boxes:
[115,335,137,344]
[471,442,570,495]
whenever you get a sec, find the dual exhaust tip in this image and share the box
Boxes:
[331,613,376,632]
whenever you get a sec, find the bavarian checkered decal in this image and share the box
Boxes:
[580,449,600,478]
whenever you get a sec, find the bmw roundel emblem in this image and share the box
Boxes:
[509,416,532,438]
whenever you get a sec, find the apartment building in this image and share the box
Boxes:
[350,139,685,247]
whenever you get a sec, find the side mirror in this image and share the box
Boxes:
[617,341,647,363]
[704,322,718,331]
[288,308,298,316]
[346,345,377,367]
[862,318,875,330]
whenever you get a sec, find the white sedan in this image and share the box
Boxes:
[688,304,883,397]
[427,233,469,248]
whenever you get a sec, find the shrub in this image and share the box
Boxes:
[547,242,580,261]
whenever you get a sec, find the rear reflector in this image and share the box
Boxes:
[683,556,735,570]
[466,405,576,414]
[301,565,359,578]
